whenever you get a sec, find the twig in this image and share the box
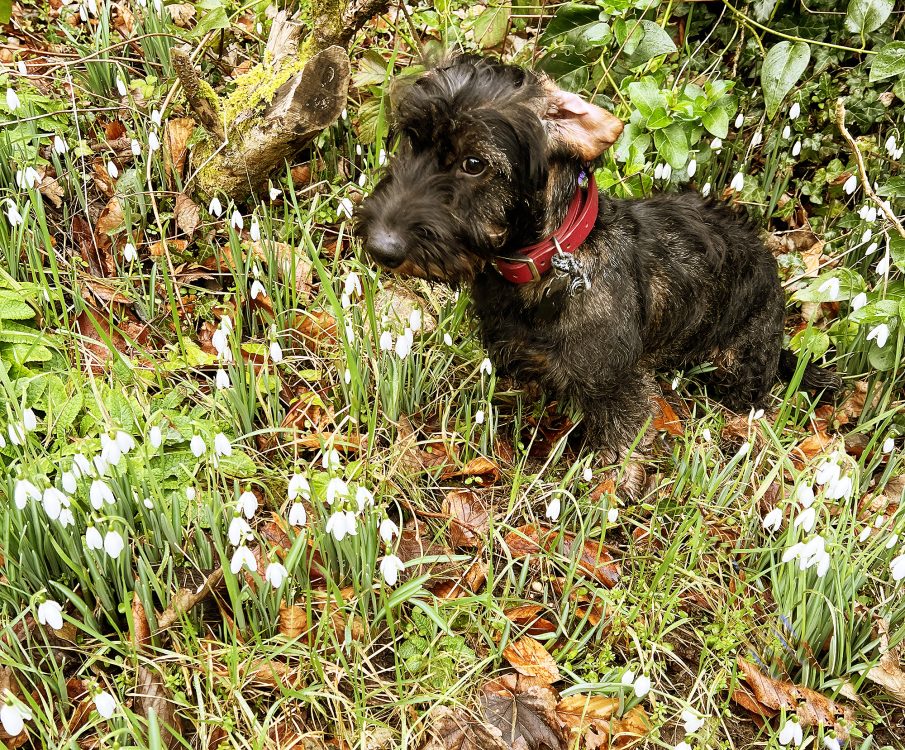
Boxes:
[835,99,905,239]
[156,567,225,631]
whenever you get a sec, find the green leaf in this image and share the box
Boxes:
[653,124,689,169]
[0,291,36,320]
[0,320,47,344]
[353,51,391,89]
[844,0,892,35]
[0,0,11,25]
[877,177,905,198]
[761,41,810,119]
[790,328,830,358]
[613,122,651,163]
[627,79,666,118]
[538,3,600,45]
[473,5,510,49]
[701,106,729,138]
[870,42,905,82]
[1,342,53,365]
[192,6,230,38]
[793,269,866,303]
[646,107,673,129]
[890,232,905,273]
[629,21,677,65]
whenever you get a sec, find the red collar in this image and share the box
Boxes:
[492,175,598,284]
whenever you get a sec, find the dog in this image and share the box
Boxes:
[355,55,837,468]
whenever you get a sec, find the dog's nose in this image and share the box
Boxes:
[366,228,407,269]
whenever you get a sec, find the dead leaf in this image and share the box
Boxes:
[793,430,832,465]
[167,2,195,26]
[443,490,490,548]
[149,239,188,257]
[442,456,501,484]
[164,117,195,185]
[37,168,64,207]
[295,310,338,346]
[864,616,905,705]
[431,560,487,599]
[249,239,313,299]
[419,705,508,750]
[503,524,620,588]
[374,283,436,334]
[482,674,564,750]
[556,694,618,731]
[503,637,560,684]
[281,390,334,435]
[132,591,152,651]
[504,605,558,636]
[174,193,200,238]
[653,397,683,437]
[96,196,125,234]
[134,665,183,749]
[736,658,853,736]
[556,696,647,749]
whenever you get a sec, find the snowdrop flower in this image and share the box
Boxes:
[545,497,561,522]
[730,172,745,192]
[736,441,751,458]
[230,545,257,574]
[866,242,879,255]
[344,324,355,344]
[326,477,349,505]
[322,449,341,471]
[85,525,103,550]
[250,215,260,242]
[22,410,37,435]
[823,735,840,750]
[395,328,414,359]
[357,173,366,187]
[734,113,744,129]
[792,140,801,157]
[885,135,898,158]
[379,518,399,543]
[190,435,206,458]
[326,510,357,541]
[443,333,453,346]
[337,197,354,219]
[763,507,783,533]
[228,516,251,546]
[751,408,765,421]
[288,474,310,501]
[851,292,867,310]
[883,437,895,453]
[891,553,905,581]
[687,158,697,177]
[782,125,791,139]
[797,484,815,508]
[862,228,873,244]
[711,137,722,152]
[681,709,705,733]
[794,507,816,533]
[269,186,282,201]
[16,167,39,189]
[150,109,162,126]
[583,467,593,482]
[379,330,393,351]
[115,431,134,454]
[265,562,288,588]
[14,479,40,510]
[344,272,362,298]
[867,323,890,349]
[215,368,231,389]
[229,209,243,230]
[107,160,118,179]
[100,435,122,467]
[778,717,803,747]
[212,328,229,357]
[37,599,64,630]
[815,459,840,486]
[859,526,872,543]
[131,138,141,156]
[42,488,65,520]
[204,196,222,220]
[886,533,899,549]
[148,425,163,449]
[94,690,117,718]
[148,131,160,152]
[621,670,636,686]
[59,508,75,527]
[675,744,691,750]
[876,254,890,276]
[6,87,20,111]
[238,491,258,519]
[8,422,25,444]
[5,200,23,227]
[115,76,128,97]
[90,479,115,509]
[249,279,266,301]
[72,453,93,478]
[378,148,387,165]
[104,529,124,559]
[663,163,672,180]
[214,433,232,457]
[654,163,664,180]
[53,134,67,154]
[123,242,138,262]
[633,675,651,698]
[269,340,283,363]
[607,507,619,523]
[380,554,405,585]
[62,471,77,494]
[701,182,711,197]
[409,308,422,331]
[751,131,763,147]
[480,358,493,376]
[1,694,31,736]
[826,474,853,500]
[288,502,307,526]
[355,486,374,512]
[789,102,800,120]
[843,174,857,195]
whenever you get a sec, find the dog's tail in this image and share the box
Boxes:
[778,349,842,392]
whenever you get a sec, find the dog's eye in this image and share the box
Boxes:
[461,156,486,175]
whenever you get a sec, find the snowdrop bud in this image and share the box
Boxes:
[730,172,745,192]
[269,341,283,362]
[214,433,232,457]
[782,125,791,139]
[379,330,394,351]
[792,140,801,157]
[265,562,288,588]
[475,410,485,424]
[53,134,68,154]
[250,215,260,242]
[208,196,222,217]
[789,102,800,120]
[380,554,405,585]
[866,242,879,255]
[751,131,763,147]
[851,292,867,310]
[216,368,231,389]
[686,158,696,177]
[734,113,744,129]
[662,163,672,180]
[190,435,206,457]
[621,670,636,686]
[843,174,857,194]
[762,507,782,532]
[892,553,905,581]
[711,137,722,152]
[358,173,366,187]
[94,690,117,719]
[633,675,651,698]
[337,197,354,219]
[104,529,125,559]
[116,77,127,97]
[378,148,387,165]
[131,138,141,156]
[583,467,593,482]
[148,131,160,152]
[22,408,37,431]
[607,507,619,523]
[62,471,77,494]
[444,333,453,346]
[883,437,895,453]
[701,182,711,197]
[85,525,103,550]
[6,88,20,111]
[876,254,890,276]
[151,109,162,126]
[545,497,561,522]
[859,526,872,543]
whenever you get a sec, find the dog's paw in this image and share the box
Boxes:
[617,454,647,500]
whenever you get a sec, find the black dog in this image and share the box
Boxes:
[355,56,836,462]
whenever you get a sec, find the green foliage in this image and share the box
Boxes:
[762,42,811,120]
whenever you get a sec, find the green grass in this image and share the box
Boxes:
[0,0,904,748]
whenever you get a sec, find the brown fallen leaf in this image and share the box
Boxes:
[96,196,125,234]
[37,167,64,207]
[167,2,195,26]
[443,490,490,548]
[653,396,683,437]
[132,591,152,651]
[793,430,832,465]
[442,456,501,484]
[503,524,620,588]
[482,674,564,750]
[134,665,183,749]
[503,637,560,685]
[431,560,488,599]
[174,192,200,238]
[504,605,558,636]
[864,616,905,705]
[249,239,313,299]
[149,239,188,257]
[419,705,508,750]
[736,658,853,737]
[164,117,195,185]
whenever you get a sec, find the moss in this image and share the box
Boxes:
[222,51,311,125]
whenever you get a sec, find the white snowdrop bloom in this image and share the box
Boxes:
[94,690,117,718]
[782,125,791,139]
[736,441,751,458]
[395,328,413,359]
[8,422,25,445]
[230,545,257,574]
[380,554,405,585]
[409,308,423,331]
[701,182,711,197]
[687,158,697,177]
[42,488,65,520]
[734,113,744,129]
[607,507,619,523]
[621,670,636,686]
[654,163,664,180]
[583,467,593,482]
[751,131,763,147]
[265,562,288,588]
[322,449,341,471]
[72,453,92,478]
[107,160,118,179]
[823,735,840,750]
[861,228,873,244]
[778,717,803,747]
[59,508,75,527]
[269,340,283,363]
[633,675,651,698]
[22,408,37,432]
[288,474,310,501]
[751,408,765,420]
[894,147,903,160]
[379,330,394,351]
[379,518,399,543]
[859,526,872,543]
[891,553,905,581]
[190,435,206,458]
[123,242,138,262]
[340,292,351,310]
[444,333,453,346]
[866,242,879,255]
[211,327,229,357]
[730,172,745,192]
[206,196,223,218]
[792,140,801,157]
[115,431,134,454]
[858,204,870,220]
[703,429,712,443]
[662,163,673,180]
[851,292,867,311]
[885,136,897,158]
[711,137,722,151]
[475,410,485,424]
[326,477,349,505]
[147,425,163,450]
[789,102,800,120]
[5,200,23,227]
[883,437,895,453]
[14,479,40,510]
[826,474,853,500]
[17,167,40,189]
[288,502,307,526]
[216,368,231,390]
[53,134,68,154]
[681,709,705,733]
[797,484,815,508]
[358,173,367,187]
[337,197,354,219]
[6,87,20,111]
[480,358,493,375]
[356,144,362,156]
[228,516,251,546]
[90,479,115,509]
[782,542,804,564]
[104,529,125,559]
[1,697,31,737]
[148,131,160,152]
[238,491,258,519]
[868,206,878,222]
[62,471,77,494]
[876,254,890,276]
[230,209,243,230]
[37,599,64,630]
[115,76,127,97]
[886,533,898,549]
[675,743,692,750]
[269,186,282,201]
[130,138,141,156]
[250,279,266,300]
[843,174,857,194]
[815,460,840,486]
[344,271,362,298]
[762,507,783,533]
[794,507,816,533]
[545,497,561,522]
[867,323,890,349]
[100,435,122,467]
[249,216,261,242]
[85,526,103,550]
[214,433,232,457]
[344,323,355,344]
[378,148,387,165]
[150,109,162,126]
[355,486,374,512]
[326,510,357,541]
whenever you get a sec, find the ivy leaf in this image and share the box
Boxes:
[653,124,689,169]
[629,21,677,65]
[761,41,810,119]
[870,41,905,82]
[844,0,893,35]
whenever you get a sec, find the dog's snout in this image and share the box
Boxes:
[366,227,407,268]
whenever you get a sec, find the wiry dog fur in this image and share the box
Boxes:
[355,55,836,458]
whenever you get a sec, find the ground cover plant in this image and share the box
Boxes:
[0,0,904,748]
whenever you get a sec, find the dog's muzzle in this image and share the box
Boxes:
[364,227,407,269]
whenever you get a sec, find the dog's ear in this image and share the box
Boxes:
[542,81,624,161]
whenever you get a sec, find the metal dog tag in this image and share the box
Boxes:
[551,249,591,297]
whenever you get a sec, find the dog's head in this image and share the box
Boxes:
[354,55,623,284]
